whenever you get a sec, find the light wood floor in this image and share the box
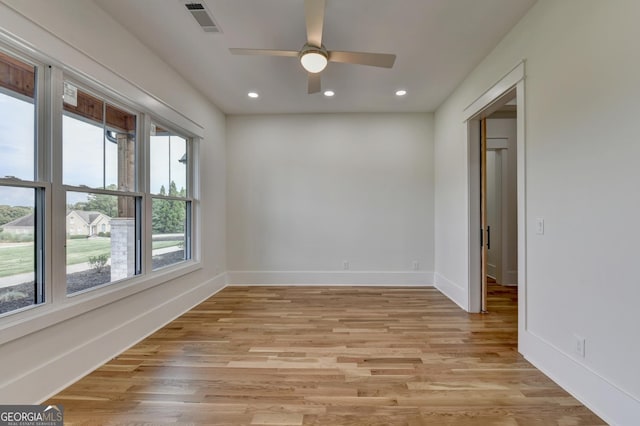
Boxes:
[47,285,605,425]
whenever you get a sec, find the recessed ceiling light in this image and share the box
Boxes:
[395,89,407,97]
[323,90,335,97]
[247,92,259,98]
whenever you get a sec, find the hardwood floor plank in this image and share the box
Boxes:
[46,285,605,425]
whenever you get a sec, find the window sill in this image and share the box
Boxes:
[0,260,202,345]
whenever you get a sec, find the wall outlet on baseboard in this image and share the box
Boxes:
[412,260,419,270]
[343,261,349,270]
[574,334,586,358]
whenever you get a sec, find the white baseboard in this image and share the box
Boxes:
[434,272,467,310]
[521,330,640,426]
[227,270,434,286]
[0,273,227,404]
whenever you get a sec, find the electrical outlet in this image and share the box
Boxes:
[412,260,419,271]
[574,334,586,358]
[343,261,349,270]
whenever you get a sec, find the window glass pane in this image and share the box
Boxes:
[66,191,138,294]
[0,52,35,181]
[152,198,188,270]
[63,115,103,188]
[150,126,187,196]
[170,136,187,196]
[104,131,119,189]
[0,186,37,315]
[63,86,136,191]
[150,132,168,195]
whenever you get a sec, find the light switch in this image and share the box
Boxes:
[536,218,544,235]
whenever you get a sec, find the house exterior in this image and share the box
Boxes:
[3,211,111,236]
[66,211,111,236]
[1,213,35,235]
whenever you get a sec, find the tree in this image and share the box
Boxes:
[68,184,119,217]
[0,205,34,227]
[81,184,118,216]
[152,181,186,234]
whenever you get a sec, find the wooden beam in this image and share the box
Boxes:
[106,104,136,133]
[0,51,35,98]
[64,90,104,124]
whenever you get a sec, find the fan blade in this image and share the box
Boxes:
[308,73,321,94]
[305,0,325,47]
[229,48,299,57]
[328,51,396,68]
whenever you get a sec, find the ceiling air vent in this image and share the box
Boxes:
[183,2,221,33]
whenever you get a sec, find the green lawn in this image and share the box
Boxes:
[152,240,181,250]
[65,238,112,266]
[0,238,182,278]
[0,243,35,277]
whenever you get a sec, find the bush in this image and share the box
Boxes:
[88,254,109,273]
[0,289,27,303]
[0,233,34,243]
[98,232,111,237]
[68,234,89,240]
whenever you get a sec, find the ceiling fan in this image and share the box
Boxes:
[229,0,396,94]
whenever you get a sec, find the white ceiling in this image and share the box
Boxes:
[94,0,536,115]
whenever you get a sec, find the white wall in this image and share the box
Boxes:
[0,0,226,403]
[227,113,434,285]
[434,0,640,423]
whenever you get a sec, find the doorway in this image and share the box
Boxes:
[472,92,519,312]
[465,62,526,346]
[484,105,518,312]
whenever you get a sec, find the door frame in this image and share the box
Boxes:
[465,61,527,345]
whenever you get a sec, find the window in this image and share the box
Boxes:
[0,50,44,316]
[63,83,141,294]
[150,124,192,270]
[0,40,199,323]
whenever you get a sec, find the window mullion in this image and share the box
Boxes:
[38,64,52,308]
[49,66,67,304]
[190,138,200,263]
[142,115,153,275]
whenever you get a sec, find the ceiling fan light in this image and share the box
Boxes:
[300,51,328,73]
